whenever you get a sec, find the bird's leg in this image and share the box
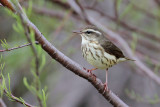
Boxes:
[88,68,97,81]
[103,69,109,94]
[87,68,98,74]
[83,67,97,81]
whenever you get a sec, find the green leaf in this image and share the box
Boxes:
[8,73,11,94]
[154,64,160,75]
[130,33,137,53]
[42,89,47,107]
[1,39,9,49]
[13,23,20,33]
[40,54,46,72]
[117,0,123,11]
[27,0,33,17]
[19,97,28,107]
[0,54,2,63]
[30,68,37,78]
[23,77,31,90]
[0,63,5,72]
[29,28,35,44]
[1,74,7,93]
[37,45,42,57]
[23,77,37,94]
[0,74,6,97]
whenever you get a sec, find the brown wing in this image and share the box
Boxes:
[100,40,125,59]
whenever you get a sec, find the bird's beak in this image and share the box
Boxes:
[73,30,82,34]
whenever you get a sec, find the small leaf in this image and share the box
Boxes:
[1,39,9,49]
[40,54,46,72]
[42,89,47,107]
[8,73,11,94]
[23,77,37,94]
[130,33,138,53]
[19,97,28,107]
[117,0,123,11]
[27,0,33,17]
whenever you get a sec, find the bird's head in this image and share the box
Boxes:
[73,26,104,41]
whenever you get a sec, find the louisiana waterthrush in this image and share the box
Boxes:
[74,26,134,92]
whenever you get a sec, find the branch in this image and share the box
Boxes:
[87,16,160,85]
[22,3,64,19]
[126,0,160,20]
[85,7,160,43]
[23,25,42,107]
[75,0,90,24]
[0,99,6,107]
[3,90,35,107]
[118,31,160,54]
[0,0,129,107]
[0,42,39,52]
[113,0,119,29]
[154,0,160,8]
[27,2,160,51]
[0,0,15,12]
[50,0,160,43]
[50,0,70,9]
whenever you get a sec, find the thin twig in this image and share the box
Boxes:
[0,42,39,52]
[27,1,160,50]
[75,0,90,24]
[0,98,6,107]
[113,0,119,29]
[53,11,73,39]
[118,31,160,53]
[126,0,160,20]
[0,0,15,12]
[22,18,42,107]
[4,90,35,107]
[85,7,160,43]
[154,0,160,8]
[22,2,64,19]
[49,0,160,43]
[50,0,70,9]
[90,0,97,8]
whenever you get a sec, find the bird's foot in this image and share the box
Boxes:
[88,70,97,81]
[103,82,109,94]
[83,67,97,81]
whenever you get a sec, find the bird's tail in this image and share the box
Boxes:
[117,57,135,62]
[125,57,135,61]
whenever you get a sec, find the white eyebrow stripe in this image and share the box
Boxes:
[84,29,102,35]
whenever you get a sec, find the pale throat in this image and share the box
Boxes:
[81,34,98,45]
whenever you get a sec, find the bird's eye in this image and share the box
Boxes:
[85,31,92,34]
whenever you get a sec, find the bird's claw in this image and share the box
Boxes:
[88,70,97,81]
[103,83,109,94]
[83,67,97,81]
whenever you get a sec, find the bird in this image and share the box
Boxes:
[73,25,134,93]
